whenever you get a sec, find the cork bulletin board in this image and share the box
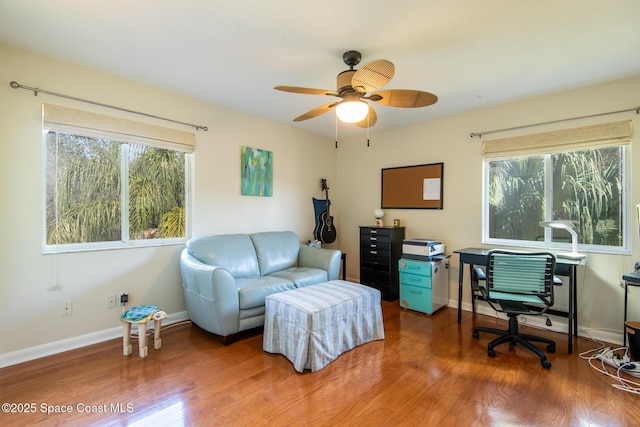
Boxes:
[381,162,444,209]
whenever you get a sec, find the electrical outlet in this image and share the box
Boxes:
[119,292,129,306]
[63,301,73,316]
[107,295,116,309]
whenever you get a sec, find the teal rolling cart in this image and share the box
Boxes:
[398,258,449,314]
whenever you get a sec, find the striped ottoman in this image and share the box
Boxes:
[263,280,384,372]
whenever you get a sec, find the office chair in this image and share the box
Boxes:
[472,250,556,368]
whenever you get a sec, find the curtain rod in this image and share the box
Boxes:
[469,106,639,138]
[9,81,208,131]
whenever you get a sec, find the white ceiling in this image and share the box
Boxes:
[2,0,640,138]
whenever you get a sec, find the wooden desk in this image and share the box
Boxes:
[454,247,582,354]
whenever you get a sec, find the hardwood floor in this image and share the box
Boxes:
[1,303,639,426]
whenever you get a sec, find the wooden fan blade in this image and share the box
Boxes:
[355,105,378,128]
[369,89,438,107]
[293,102,339,122]
[351,59,395,94]
[274,86,339,97]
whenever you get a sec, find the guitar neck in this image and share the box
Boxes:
[325,189,330,215]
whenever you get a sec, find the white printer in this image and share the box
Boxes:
[402,238,446,261]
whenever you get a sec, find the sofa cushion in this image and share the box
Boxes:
[268,267,328,288]
[187,234,260,278]
[250,231,300,276]
[236,276,296,310]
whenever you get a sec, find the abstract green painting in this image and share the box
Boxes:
[241,146,273,196]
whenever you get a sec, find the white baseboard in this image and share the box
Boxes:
[451,298,623,347]
[0,311,189,368]
[3,301,625,369]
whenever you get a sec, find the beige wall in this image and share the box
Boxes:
[335,75,640,344]
[2,41,639,365]
[0,43,337,363]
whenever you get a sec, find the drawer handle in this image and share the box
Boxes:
[370,244,377,248]
[410,289,422,295]
[370,250,378,255]
[371,230,378,234]
[370,237,377,241]
[408,265,420,270]
[409,277,421,282]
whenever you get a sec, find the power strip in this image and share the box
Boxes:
[592,348,640,378]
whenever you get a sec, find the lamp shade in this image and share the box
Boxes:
[336,99,368,123]
[539,220,586,259]
[539,220,576,231]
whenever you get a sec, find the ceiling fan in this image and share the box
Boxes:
[274,50,438,128]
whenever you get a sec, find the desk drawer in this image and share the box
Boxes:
[361,263,390,278]
[400,283,433,314]
[399,272,431,289]
[361,248,390,264]
[399,259,432,277]
[361,234,390,245]
[361,227,391,237]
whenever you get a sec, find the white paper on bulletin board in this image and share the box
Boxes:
[423,178,441,200]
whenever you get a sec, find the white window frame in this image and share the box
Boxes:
[481,120,632,256]
[42,104,194,254]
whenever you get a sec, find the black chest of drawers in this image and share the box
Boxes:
[359,226,405,301]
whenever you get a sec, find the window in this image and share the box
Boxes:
[483,120,631,254]
[43,104,194,252]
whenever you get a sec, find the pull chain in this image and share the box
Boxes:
[366,113,370,146]
[335,114,338,148]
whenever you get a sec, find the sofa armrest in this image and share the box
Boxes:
[298,244,342,280]
[180,249,240,336]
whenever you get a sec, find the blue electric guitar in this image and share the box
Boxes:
[316,179,337,244]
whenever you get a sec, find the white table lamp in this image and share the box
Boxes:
[374,209,384,226]
[539,220,586,260]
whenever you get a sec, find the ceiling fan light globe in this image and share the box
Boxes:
[336,100,368,123]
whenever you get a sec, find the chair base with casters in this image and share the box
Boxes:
[472,250,557,369]
[473,310,556,369]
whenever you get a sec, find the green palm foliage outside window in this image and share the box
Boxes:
[46,131,186,246]
[487,146,623,249]
[488,156,545,242]
[128,144,185,240]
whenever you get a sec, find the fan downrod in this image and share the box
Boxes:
[342,50,362,69]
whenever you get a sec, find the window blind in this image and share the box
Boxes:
[482,120,632,159]
[42,103,196,153]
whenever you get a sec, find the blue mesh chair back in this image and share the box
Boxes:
[487,251,555,310]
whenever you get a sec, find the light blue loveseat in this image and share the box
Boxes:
[180,231,342,344]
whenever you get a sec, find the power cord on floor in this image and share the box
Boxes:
[127,320,192,340]
[578,336,640,395]
[486,312,530,327]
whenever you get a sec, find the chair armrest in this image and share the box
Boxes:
[553,276,563,286]
[298,244,342,280]
[180,251,237,300]
[472,266,489,301]
[472,267,486,292]
[180,249,240,336]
